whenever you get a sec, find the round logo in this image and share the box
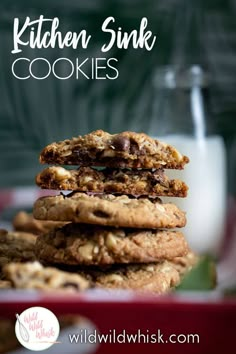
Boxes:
[15,307,60,351]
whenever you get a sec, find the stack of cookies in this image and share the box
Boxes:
[31,130,193,294]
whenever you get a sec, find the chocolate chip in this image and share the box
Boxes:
[115,174,128,183]
[72,148,93,162]
[154,170,169,187]
[112,135,130,151]
[54,233,67,248]
[44,276,52,283]
[129,139,139,154]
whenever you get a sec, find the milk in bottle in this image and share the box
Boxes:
[151,66,226,255]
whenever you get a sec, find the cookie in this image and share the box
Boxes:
[35,223,188,266]
[33,193,186,229]
[0,229,36,271]
[3,261,91,292]
[13,211,66,235]
[39,130,189,169]
[36,166,188,197]
[92,261,180,293]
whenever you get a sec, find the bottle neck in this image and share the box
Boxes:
[151,65,212,138]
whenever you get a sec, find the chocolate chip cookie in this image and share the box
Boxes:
[35,223,188,266]
[33,193,186,229]
[3,261,91,292]
[13,211,66,235]
[91,261,180,293]
[39,130,189,169]
[36,166,188,197]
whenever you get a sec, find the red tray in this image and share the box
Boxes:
[1,290,235,354]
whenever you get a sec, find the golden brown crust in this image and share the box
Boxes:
[36,166,188,197]
[3,261,91,292]
[33,193,186,229]
[92,261,180,293]
[39,130,189,169]
[35,223,188,266]
[13,211,66,235]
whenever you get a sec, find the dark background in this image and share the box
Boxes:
[0,0,236,192]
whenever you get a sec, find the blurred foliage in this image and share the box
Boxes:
[176,255,217,291]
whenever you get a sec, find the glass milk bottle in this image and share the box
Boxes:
[150,66,226,256]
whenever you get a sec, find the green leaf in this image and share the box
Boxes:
[176,255,217,291]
